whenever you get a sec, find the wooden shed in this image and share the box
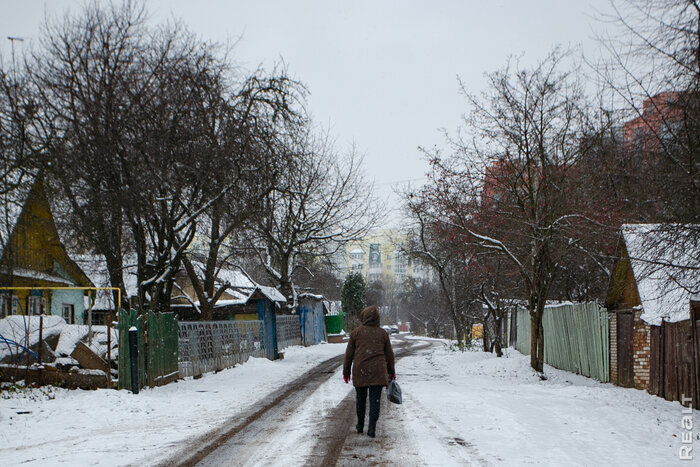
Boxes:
[607,224,699,408]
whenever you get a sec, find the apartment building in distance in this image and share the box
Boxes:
[337,229,433,285]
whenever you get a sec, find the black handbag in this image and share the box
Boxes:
[387,380,402,404]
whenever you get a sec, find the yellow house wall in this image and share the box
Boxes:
[2,182,90,286]
[234,313,258,321]
[1,182,91,320]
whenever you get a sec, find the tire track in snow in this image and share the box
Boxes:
[308,340,447,466]
[162,340,417,467]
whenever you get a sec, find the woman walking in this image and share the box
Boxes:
[343,305,396,438]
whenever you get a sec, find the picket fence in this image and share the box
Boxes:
[117,310,179,390]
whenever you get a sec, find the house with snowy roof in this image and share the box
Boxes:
[170,261,288,360]
[170,261,286,321]
[72,254,139,324]
[607,224,699,407]
[0,178,93,323]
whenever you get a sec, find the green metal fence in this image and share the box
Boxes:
[514,303,609,382]
[117,310,179,391]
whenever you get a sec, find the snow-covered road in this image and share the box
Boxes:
[1,336,696,466]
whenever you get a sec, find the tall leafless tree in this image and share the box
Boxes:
[414,50,606,372]
[252,138,380,312]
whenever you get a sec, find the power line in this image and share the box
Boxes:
[374,177,426,187]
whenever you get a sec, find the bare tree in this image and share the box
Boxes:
[180,68,307,320]
[595,0,700,221]
[402,197,472,348]
[397,276,451,338]
[416,50,605,372]
[26,1,150,309]
[252,138,380,311]
[26,1,287,313]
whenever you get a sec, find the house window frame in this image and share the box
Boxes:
[62,303,75,324]
[0,294,13,318]
[27,295,47,315]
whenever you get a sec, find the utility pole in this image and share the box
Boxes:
[7,36,24,84]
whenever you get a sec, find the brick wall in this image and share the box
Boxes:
[609,313,618,384]
[631,310,651,390]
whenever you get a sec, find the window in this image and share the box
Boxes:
[0,295,11,318]
[394,251,407,275]
[62,304,75,324]
[27,295,46,315]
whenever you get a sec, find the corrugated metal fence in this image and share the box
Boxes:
[276,315,302,350]
[514,303,609,382]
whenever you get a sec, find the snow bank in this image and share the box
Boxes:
[0,316,65,360]
[0,316,117,363]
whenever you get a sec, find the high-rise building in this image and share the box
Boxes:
[335,229,434,285]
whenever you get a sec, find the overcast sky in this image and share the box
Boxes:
[0,0,617,226]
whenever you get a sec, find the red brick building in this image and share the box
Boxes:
[623,91,684,151]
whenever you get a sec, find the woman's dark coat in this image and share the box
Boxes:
[343,306,395,387]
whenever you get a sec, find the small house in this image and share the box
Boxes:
[607,224,699,407]
[170,263,285,320]
[0,178,93,323]
[170,262,286,360]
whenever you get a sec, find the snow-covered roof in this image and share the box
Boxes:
[298,293,325,301]
[258,285,286,303]
[0,267,75,285]
[73,255,139,310]
[622,224,700,325]
[189,261,256,289]
[349,248,364,254]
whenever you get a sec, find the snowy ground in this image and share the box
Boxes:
[0,343,346,466]
[1,337,697,466]
[399,343,697,466]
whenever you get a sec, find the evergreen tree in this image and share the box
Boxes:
[341,273,366,330]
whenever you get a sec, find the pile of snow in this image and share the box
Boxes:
[54,325,118,360]
[0,316,117,365]
[0,316,66,362]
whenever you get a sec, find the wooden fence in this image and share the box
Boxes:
[513,303,610,382]
[117,310,179,391]
[649,303,700,408]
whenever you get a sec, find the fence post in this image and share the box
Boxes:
[38,314,44,364]
[129,326,139,394]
